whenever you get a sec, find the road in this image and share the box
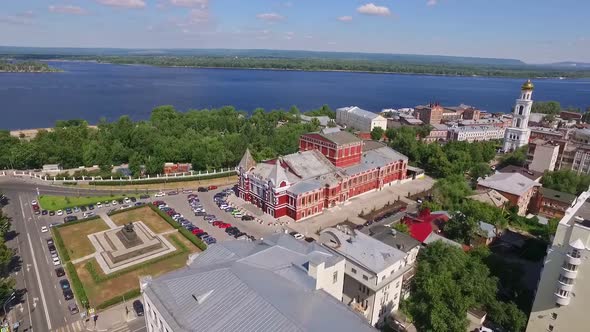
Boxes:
[0,177,149,332]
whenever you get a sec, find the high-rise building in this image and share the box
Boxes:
[503,80,534,152]
[525,190,590,332]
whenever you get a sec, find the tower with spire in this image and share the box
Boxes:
[503,79,534,152]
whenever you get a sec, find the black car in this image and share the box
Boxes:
[65,208,72,215]
[88,205,94,210]
[64,216,78,223]
[41,210,48,215]
[195,211,207,217]
[196,232,209,239]
[55,267,65,277]
[63,289,74,300]
[49,210,55,216]
[133,300,144,316]
[48,244,57,253]
[130,197,137,202]
[59,279,71,290]
[134,202,145,206]
[117,199,124,204]
[197,187,208,192]
[241,215,255,221]
[80,206,87,212]
[139,194,150,199]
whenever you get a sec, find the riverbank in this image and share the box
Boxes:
[10,126,98,140]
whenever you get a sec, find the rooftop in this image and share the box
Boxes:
[423,232,462,248]
[468,189,510,208]
[540,187,577,205]
[496,165,543,182]
[478,172,540,196]
[300,115,332,127]
[143,234,375,332]
[368,225,421,253]
[478,221,497,239]
[336,106,383,120]
[320,226,407,274]
[319,129,363,145]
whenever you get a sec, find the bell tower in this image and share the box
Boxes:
[503,79,534,152]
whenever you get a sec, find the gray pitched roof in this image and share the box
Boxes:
[368,225,421,253]
[478,172,540,196]
[238,148,257,171]
[423,233,462,248]
[540,187,576,205]
[144,234,374,332]
[268,158,290,186]
[319,130,362,145]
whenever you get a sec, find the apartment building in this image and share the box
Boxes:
[336,106,387,132]
[477,172,540,216]
[319,226,417,326]
[448,125,505,142]
[525,190,590,332]
[414,104,444,125]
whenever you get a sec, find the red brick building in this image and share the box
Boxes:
[237,129,408,221]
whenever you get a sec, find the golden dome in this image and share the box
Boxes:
[521,79,534,90]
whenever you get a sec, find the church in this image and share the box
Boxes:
[503,79,535,152]
[236,128,408,221]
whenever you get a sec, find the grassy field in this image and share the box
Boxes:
[110,206,174,234]
[76,234,199,306]
[56,218,110,260]
[78,175,237,191]
[38,194,128,210]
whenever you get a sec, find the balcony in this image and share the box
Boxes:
[561,266,578,279]
[566,253,582,265]
[557,280,574,292]
[554,292,571,306]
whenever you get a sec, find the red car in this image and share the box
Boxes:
[208,185,218,190]
[152,201,164,206]
[192,228,204,235]
[212,221,222,227]
[166,210,176,216]
[218,223,231,229]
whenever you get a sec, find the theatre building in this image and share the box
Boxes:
[237,128,408,221]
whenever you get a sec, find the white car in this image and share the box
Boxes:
[124,197,131,204]
[96,202,103,208]
[31,200,38,205]
[56,210,63,216]
[83,212,95,218]
[111,200,118,205]
[104,201,110,207]
[233,213,243,218]
[292,233,305,240]
[41,226,48,233]
[154,192,165,198]
[52,257,61,266]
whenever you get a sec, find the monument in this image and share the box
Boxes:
[89,221,176,274]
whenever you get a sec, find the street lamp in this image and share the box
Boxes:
[3,291,16,323]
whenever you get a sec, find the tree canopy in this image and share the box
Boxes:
[530,101,562,115]
[541,169,590,195]
[404,242,526,332]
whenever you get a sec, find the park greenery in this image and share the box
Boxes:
[0,210,15,308]
[541,169,590,195]
[38,194,127,210]
[49,55,590,78]
[0,105,328,175]
[0,60,59,73]
[403,242,527,332]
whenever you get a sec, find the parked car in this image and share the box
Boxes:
[130,197,137,202]
[154,192,165,197]
[204,237,217,245]
[96,202,102,208]
[52,257,61,266]
[167,191,179,196]
[196,232,209,239]
[47,238,54,246]
[73,207,80,213]
[152,200,165,206]
[64,216,78,223]
[63,289,74,300]
[139,194,150,199]
[241,215,255,221]
[88,205,94,210]
[48,245,56,253]
[197,187,208,192]
[195,211,207,217]
[83,212,94,218]
[80,206,87,212]
[123,197,131,204]
[65,208,72,215]
[55,267,65,277]
[68,303,79,315]
[134,202,145,207]
[41,210,48,215]
[49,210,55,216]
[31,200,38,206]
[233,213,243,218]
[111,200,118,205]
[41,226,48,233]
[289,232,305,240]
[49,222,61,228]
[57,210,64,216]
[192,228,205,235]
[133,300,144,316]
[59,279,71,290]
[207,185,218,190]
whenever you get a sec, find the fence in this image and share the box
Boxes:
[7,167,237,184]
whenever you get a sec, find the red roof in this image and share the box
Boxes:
[403,210,450,243]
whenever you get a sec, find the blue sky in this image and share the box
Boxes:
[1,0,588,63]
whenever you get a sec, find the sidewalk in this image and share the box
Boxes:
[87,297,142,332]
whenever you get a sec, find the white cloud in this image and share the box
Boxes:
[357,3,391,16]
[337,16,353,22]
[16,11,35,18]
[49,5,87,15]
[285,31,295,40]
[0,15,33,25]
[95,0,146,9]
[427,0,438,6]
[168,0,208,8]
[188,8,209,23]
[256,13,285,22]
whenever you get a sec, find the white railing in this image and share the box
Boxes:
[7,167,238,183]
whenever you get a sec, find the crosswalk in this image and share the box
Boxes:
[51,320,131,332]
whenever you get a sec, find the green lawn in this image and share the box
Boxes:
[38,194,127,210]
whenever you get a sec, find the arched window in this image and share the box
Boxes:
[516,118,522,127]
[518,105,524,115]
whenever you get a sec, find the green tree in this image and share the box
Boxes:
[531,101,561,115]
[469,162,493,181]
[541,169,590,195]
[431,175,473,210]
[370,127,385,140]
[444,212,478,244]
[0,212,11,239]
[392,222,409,234]
[500,145,527,167]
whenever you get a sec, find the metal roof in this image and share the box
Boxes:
[319,130,363,145]
[540,187,576,205]
[143,235,374,332]
[336,106,382,120]
[368,226,421,253]
[478,172,540,196]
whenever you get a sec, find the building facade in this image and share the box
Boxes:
[336,106,387,132]
[530,187,576,219]
[319,226,417,326]
[528,140,560,173]
[477,172,540,216]
[503,80,534,152]
[414,104,444,125]
[525,190,590,332]
[462,107,481,121]
[237,129,408,221]
[448,125,505,142]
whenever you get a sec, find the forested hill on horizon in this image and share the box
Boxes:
[0,46,526,66]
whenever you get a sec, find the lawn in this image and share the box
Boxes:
[78,175,237,191]
[38,194,128,210]
[56,218,110,260]
[76,234,199,307]
[110,206,173,234]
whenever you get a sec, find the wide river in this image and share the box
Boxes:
[1,61,589,130]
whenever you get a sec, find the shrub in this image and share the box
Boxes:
[96,288,141,310]
[51,228,71,262]
[65,262,89,308]
[62,181,78,186]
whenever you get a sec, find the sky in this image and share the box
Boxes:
[1,0,588,63]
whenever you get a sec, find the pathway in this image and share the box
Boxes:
[98,212,118,229]
[71,253,96,264]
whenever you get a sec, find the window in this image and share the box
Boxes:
[563,262,578,271]
[363,275,369,281]
[333,271,338,284]
[557,289,569,297]
[551,313,558,320]
[351,268,357,274]
[394,293,398,300]
[396,281,400,288]
[548,325,554,331]
[570,248,581,258]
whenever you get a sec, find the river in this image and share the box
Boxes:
[1,61,589,130]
